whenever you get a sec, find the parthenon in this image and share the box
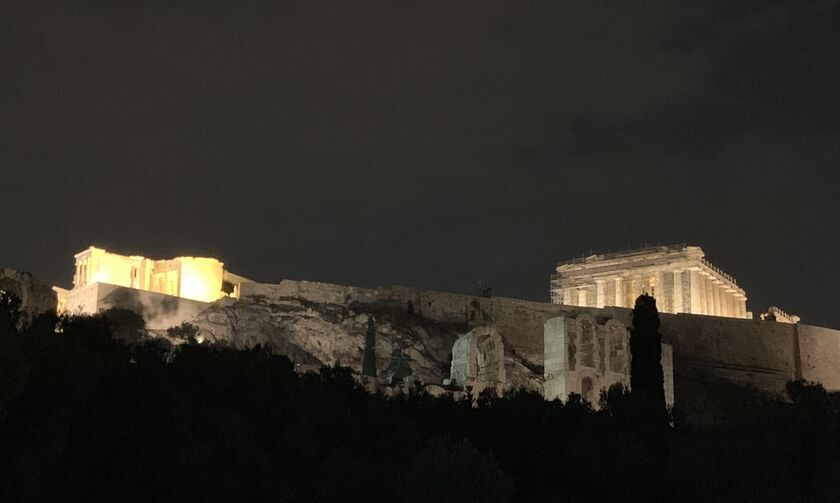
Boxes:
[550,244,751,319]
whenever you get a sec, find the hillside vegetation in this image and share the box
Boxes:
[1,293,839,502]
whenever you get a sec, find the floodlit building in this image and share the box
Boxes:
[55,246,251,315]
[761,306,801,324]
[550,244,751,319]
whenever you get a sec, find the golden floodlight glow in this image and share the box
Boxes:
[58,246,251,309]
[177,257,226,303]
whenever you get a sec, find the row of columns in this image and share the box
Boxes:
[555,269,748,319]
[74,258,91,287]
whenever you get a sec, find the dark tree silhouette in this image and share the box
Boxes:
[0,292,28,416]
[102,308,146,344]
[2,304,840,502]
[0,290,23,334]
[166,321,201,344]
[629,294,667,425]
[362,315,377,377]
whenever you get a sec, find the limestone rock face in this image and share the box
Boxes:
[190,294,543,391]
[191,295,456,384]
[0,268,57,317]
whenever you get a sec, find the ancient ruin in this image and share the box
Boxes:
[54,246,252,325]
[4,244,839,409]
[444,326,507,393]
[544,314,674,405]
[761,306,801,324]
[551,244,750,319]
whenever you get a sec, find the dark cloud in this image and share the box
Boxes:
[2,0,839,326]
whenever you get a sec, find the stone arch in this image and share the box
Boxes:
[446,326,506,390]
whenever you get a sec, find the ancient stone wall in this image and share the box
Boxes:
[239,279,840,398]
[63,282,210,330]
[446,326,506,391]
[97,285,210,330]
[798,324,840,389]
[658,313,798,395]
[544,314,674,406]
[62,282,101,314]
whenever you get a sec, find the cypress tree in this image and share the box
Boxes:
[362,315,377,377]
[629,294,666,424]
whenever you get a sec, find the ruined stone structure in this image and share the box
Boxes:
[229,279,840,402]
[13,244,840,411]
[551,244,751,319]
[55,246,252,317]
[761,306,801,324]
[444,326,507,393]
[544,314,674,405]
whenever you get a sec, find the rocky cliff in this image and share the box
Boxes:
[190,293,543,391]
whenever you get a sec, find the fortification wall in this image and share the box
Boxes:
[62,282,101,315]
[240,279,840,397]
[798,324,840,389]
[96,284,210,330]
[658,314,798,394]
[63,282,210,330]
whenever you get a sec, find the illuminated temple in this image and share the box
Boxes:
[55,246,251,314]
[550,244,751,319]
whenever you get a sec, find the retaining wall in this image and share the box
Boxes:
[241,279,840,397]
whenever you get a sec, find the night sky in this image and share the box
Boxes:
[2,1,839,327]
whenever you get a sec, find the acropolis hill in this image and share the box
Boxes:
[2,244,839,411]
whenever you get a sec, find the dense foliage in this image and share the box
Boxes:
[1,293,839,502]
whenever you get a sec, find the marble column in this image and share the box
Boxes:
[659,270,668,311]
[614,277,623,307]
[577,289,587,307]
[689,271,702,314]
[705,277,715,316]
[726,291,736,317]
[712,281,721,316]
[633,274,643,302]
[672,270,684,314]
[563,289,573,305]
[595,280,606,308]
